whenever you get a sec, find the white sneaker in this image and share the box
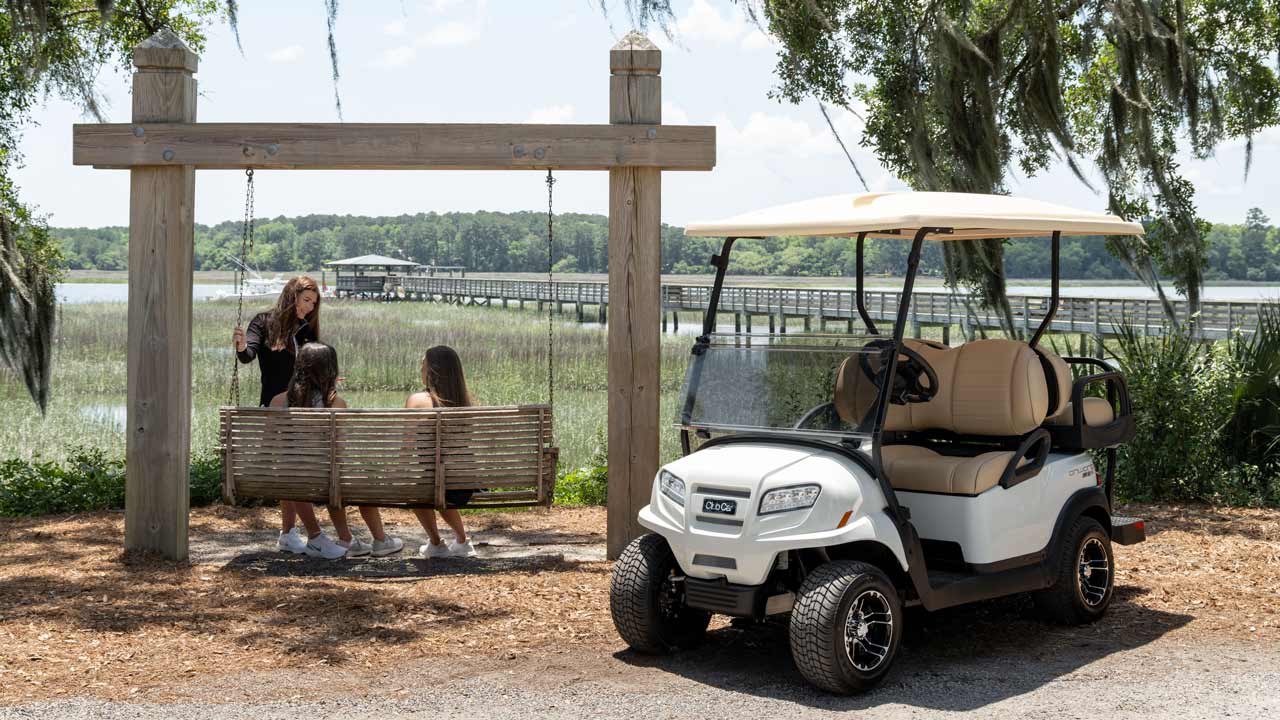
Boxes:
[371,536,404,557]
[419,541,451,559]
[449,539,477,558]
[304,533,347,560]
[277,528,307,554]
[342,538,372,557]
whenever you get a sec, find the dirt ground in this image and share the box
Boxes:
[0,503,1277,710]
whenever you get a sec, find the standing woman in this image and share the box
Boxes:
[232,275,326,554]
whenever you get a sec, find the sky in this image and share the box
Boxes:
[13,0,1280,230]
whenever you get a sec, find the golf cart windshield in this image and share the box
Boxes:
[679,334,895,443]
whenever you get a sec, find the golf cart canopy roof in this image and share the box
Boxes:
[683,192,1145,240]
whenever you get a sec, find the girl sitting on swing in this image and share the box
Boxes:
[234,277,400,559]
[405,345,478,558]
[270,342,404,559]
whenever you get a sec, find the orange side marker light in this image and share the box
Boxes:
[836,510,853,529]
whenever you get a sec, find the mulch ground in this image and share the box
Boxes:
[0,503,1276,704]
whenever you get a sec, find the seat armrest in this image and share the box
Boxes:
[1068,371,1132,427]
[1063,356,1116,373]
[999,429,1051,489]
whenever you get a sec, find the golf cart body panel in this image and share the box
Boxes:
[638,440,908,587]
[899,452,1096,567]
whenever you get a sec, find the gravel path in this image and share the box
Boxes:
[5,608,1276,719]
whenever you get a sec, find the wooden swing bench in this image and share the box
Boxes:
[219,405,558,509]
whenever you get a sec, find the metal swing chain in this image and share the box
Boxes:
[545,169,556,409]
[228,168,257,406]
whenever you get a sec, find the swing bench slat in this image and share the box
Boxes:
[219,404,558,509]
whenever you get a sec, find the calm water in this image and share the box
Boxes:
[56,281,1280,305]
[57,283,233,304]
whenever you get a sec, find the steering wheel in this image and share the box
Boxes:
[858,339,940,405]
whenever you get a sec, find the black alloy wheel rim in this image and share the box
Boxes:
[1077,537,1111,607]
[843,589,894,672]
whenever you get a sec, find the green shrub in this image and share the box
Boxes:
[555,430,608,506]
[0,446,125,516]
[189,450,225,507]
[1111,321,1280,506]
[0,447,225,516]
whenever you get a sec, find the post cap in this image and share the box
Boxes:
[611,31,661,74]
[133,29,198,72]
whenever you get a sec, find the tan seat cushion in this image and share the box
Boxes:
[1045,396,1115,427]
[881,444,1014,495]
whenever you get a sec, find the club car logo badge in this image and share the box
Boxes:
[702,498,737,515]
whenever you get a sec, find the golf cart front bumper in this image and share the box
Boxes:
[681,576,797,618]
[1111,516,1146,545]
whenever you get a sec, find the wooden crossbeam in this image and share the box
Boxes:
[72,122,716,171]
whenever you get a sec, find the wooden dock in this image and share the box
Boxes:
[390,276,1270,346]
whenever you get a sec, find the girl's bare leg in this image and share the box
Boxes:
[439,510,468,544]
[358,506,387,542]
[412,508,444,546]
[291,502,324,538]
[328,505,354,543]
[281,501,299,533]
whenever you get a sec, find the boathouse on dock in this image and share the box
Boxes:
[324,254,424,298]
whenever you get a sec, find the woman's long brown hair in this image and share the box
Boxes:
[423,345,475,408]
[286,342,339,408]
[267,276,321,352]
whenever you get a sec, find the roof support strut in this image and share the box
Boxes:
[1028,230,1061,347]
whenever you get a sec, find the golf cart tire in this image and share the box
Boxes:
[1035,515,1114,625]
[789,560,903,694]
[610,533,711,654]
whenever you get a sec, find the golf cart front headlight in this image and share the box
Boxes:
[758,484,821,515]
[659,470,686,506]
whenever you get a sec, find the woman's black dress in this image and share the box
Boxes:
[235,312,316,407]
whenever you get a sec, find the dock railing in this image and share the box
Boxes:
[395,276,1271,342]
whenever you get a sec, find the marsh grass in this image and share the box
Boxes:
[0,299,693,473]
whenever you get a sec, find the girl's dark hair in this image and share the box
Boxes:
[423,345,474,408]
[286,342,339,408]
[267,276,321,352]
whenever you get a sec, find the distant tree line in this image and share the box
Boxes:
[51,208,1279,281]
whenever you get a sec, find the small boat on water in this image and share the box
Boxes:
[213,258,289,300]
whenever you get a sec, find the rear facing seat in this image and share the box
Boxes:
[1036,348,1132,449]
[836,339,1052,496]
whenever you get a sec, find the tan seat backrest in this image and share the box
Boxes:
[1037,348,1072,420]
[835,339,1050,437]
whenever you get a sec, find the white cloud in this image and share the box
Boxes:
[740,28,774,51]
[376,46,418,68]
[384,20,407,36]
[717,106,866,159]
[526,105,575,124]
[267,45,304,64]
[417,20,480,47]
[425,0,467,12]
[662,101,690,125]
[678,0,744,45]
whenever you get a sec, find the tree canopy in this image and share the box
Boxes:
[627,0,1280,334]
[52,207,1277,281]
[0,1,229,410]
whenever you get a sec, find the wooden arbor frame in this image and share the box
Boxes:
[71,29,716,561]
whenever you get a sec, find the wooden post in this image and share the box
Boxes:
[125,31,197,560]
[607,32,663,560]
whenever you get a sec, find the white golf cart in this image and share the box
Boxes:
[610,192,1147,694]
